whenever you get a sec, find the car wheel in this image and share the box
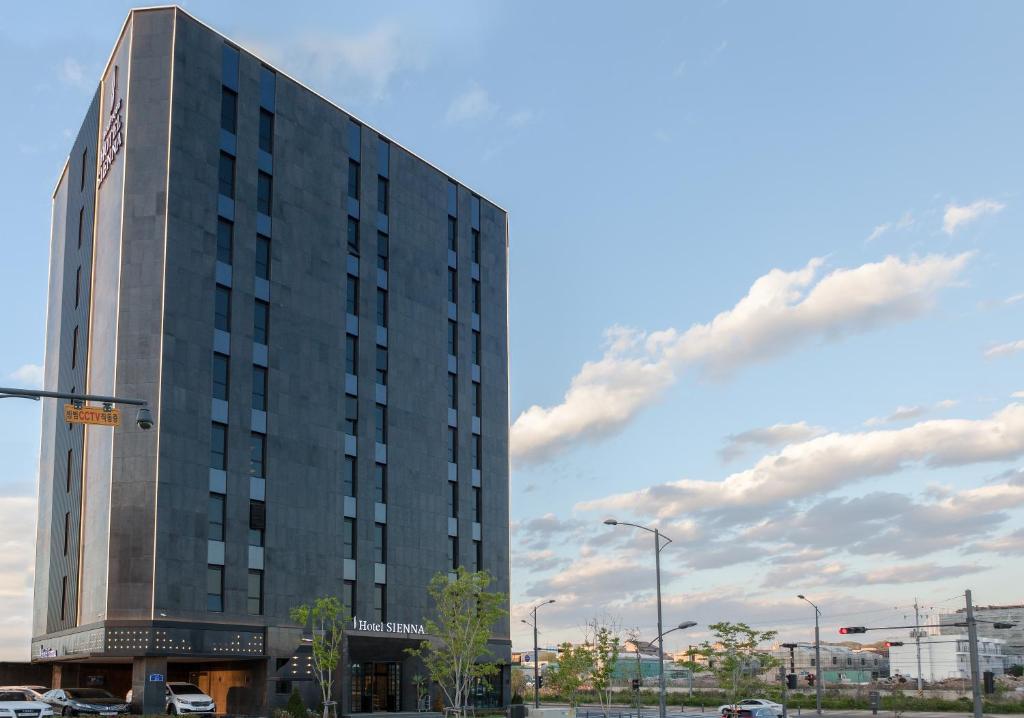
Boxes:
[61,709,71,717]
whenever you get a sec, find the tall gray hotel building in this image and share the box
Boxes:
[33,6,510,714]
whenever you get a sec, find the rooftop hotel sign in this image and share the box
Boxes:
[98,65,124,186]
[352,617,426,635]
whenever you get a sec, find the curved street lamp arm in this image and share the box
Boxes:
[0,387,148,407]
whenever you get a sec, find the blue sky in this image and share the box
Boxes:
[1,1,1023,658]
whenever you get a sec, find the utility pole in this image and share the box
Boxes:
[913,598,924,697]
[965,590,982,718]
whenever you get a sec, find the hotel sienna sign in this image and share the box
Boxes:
[98,65,124,186]
[352,617,426,635]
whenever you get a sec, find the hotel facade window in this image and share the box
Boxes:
[215,286,231,332]
[212,353,229,400]
[250,433,266,477]
[255,236,270,280]
[221,87,237,133]
[210,423,227,470]
[343,457,356,497]
[247,570,263,615]
[217,219,233,265]
[252,365,267,411]
[207,566,224,612]
[218,153,235,198]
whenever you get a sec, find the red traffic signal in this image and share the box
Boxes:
[885,642,904,647]
[839,626,867,634]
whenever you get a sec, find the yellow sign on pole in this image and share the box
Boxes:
[64,404,121,427]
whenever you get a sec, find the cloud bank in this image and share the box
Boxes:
[576,403,1024,517]
[512,253,972,465]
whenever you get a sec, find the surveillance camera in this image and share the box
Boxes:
[136,407,154,430]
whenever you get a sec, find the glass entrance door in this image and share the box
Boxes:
[351,662,401,712]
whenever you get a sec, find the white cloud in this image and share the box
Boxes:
[864,399,957,426]
[59,58,89,89]
[985,339,1024,359]
[943,199,1005,234]
[767,561,987,587]
[445,85,497,124]
[719,421,826,462]
[1013,391,1024,400]
[8,363,43,388]
[865,212,913,243]
[577,403,1024,517]
[249,22,421,104]
[1006,293,1024,305]
[511,253,972,465]
[0,497,36,660]
[966,528,1024,556]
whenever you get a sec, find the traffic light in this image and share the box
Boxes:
[806,674,815,686]
[631,679,640,692]
[786,674,798,689]
[885,642,904,647]
[839,627,867,634]
[536,676,543,690]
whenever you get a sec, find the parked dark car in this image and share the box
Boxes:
[41,689,129,716]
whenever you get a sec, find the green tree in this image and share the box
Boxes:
[407,567,508,718]
[545,642,594,708]
[695,622,779,708]
[290,596,350,718]
[586,618,621,718]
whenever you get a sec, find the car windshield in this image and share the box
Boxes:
[66,689,114,700]
[169,685,203,695]
[0,692,29,701]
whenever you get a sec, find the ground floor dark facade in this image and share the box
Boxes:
[30,628,510,715]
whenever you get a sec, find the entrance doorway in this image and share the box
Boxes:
[351,662,400,712]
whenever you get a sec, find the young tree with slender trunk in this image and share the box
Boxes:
[696,622,779,710]
[586,617,621,718]
[407,568,508,718]
[290,596,350,718]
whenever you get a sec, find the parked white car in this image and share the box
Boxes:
[718,699,783,718]
[0,689,55,717]
[0,689,49,704]
[164,683,215,715]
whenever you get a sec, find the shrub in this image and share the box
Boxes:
[285,688,306,718]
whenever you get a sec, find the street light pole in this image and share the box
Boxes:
[798,595,822,716]
[603,518,675,718]
[654,527,666,718]
[526,599,555,709]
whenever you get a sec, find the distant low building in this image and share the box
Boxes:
[889,635,1006,681]
[771,642,888,684]
[940,605,1024,667]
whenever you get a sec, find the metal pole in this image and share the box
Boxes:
[965,590,982,718]
[780,666,788,718]
[913,598,923,697]
[813,611,822,715]
[688,646,694,700]
[636,642,642,717]
[533,607,540,709]
[0,386,147,405]
[655,529,666,718]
